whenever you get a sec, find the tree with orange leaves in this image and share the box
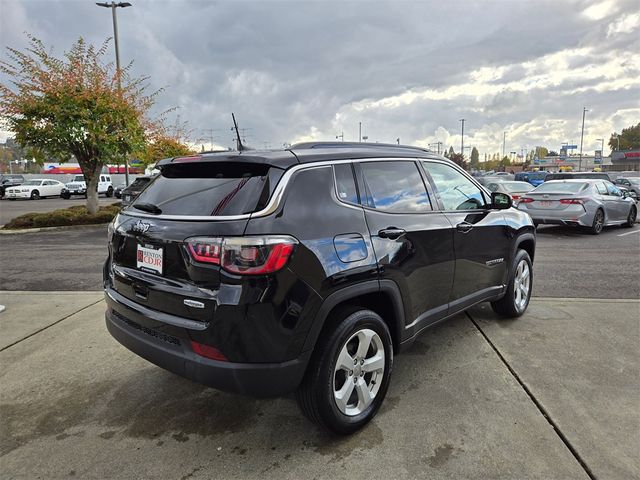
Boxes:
[1,35,160,213]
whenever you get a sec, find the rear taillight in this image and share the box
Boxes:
[190,341,227,361]
[511,195,520,200]
[186,235,298,275]
[519,197,534,203]
[559,198,585,205]
[172,155,202,163]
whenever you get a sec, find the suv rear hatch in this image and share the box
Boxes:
[108,159,286,323]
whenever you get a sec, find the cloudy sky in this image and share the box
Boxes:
[1,0,639,157]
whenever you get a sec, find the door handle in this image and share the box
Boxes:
[456,222,474,233]
[378,227,406,239]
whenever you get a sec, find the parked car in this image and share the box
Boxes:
[104,142,536,434]
[618,185,639,201]
[0,174,25,198]
[120,176,152,206]
[514,171,547,187]
[5,179,65,200]
[613,177,640,197]
[484,180,534,203]
[517,179,636,234]
[544,172,611,182]
[60,174,114,199]
[114,183,126,199]
[477,174,514,185]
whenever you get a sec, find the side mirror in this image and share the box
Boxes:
[491,192,513,209]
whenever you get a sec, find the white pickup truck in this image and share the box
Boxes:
[61,174,114,199]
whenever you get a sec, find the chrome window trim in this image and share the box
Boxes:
[121,156,447,221]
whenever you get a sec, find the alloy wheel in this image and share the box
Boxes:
[333,328,385,416]
[594,210,604,233]
[513,259,531,312]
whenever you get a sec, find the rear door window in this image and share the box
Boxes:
[359,161,432,213]
[130,163,282,216]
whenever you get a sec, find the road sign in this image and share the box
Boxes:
[564,144,578,150]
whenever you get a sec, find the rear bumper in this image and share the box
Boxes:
[521,208,591,227]
[105,291,311,398]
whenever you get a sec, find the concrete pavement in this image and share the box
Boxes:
[1,293,638,479]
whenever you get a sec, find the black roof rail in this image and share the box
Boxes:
[291,141,432,153]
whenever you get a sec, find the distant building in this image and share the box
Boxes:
[611,149,640,167]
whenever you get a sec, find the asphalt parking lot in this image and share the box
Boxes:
[1,223,639,297]
[0,196,119,226]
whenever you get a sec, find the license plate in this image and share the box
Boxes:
[137,244,163,275]
[539,200,553,207]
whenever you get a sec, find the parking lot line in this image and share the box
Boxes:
[617,229,640,237]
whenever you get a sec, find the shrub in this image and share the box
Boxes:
[3,203,122,230]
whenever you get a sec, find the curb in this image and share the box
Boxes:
[0,223,109,235]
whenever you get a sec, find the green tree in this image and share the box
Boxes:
[449,152,468,170]
[501,156,511,167]
[0,36,160,213]
[609,123,640,151]
[470,147,479,169]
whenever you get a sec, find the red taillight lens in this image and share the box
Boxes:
[187,239,222,264]
[519,197,534,203]
[511,195,520,200]
[186,236,297,275]
[559,198,585,205]
[190,341,227,361]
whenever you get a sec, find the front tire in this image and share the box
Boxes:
[491,249,533,318]
[30,190,40,200]
[106,186,114,198]
[296,308,393,435]
[590,208,604,235]
[623,205,637,228]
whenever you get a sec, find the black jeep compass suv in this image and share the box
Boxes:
[104,142,535,434]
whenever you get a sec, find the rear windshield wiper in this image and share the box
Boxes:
[133,202,162,215]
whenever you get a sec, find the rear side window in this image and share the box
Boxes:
[596,183,608,195]
[359,161,432,213]
[130,163,282,216]
[333,164,359,204]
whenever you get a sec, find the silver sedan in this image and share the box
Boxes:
[517,179,637,234]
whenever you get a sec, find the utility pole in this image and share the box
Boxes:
[96,1,132,185]
[579,107,588,171]
[459,119,466,158]
[359,122,362,143]
[502,131,506,158]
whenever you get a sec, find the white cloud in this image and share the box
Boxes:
[607,12,640,37]
[582,0,619,20]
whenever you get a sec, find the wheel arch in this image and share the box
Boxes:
[515,232,536,263]
[302,280,405,355]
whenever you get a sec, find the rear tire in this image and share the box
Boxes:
[30,190,40,200]
[296,308,393,435]
[589,209,604,235]
[491,249,533,318]
[623,205,637,228]
[106,186,114,198]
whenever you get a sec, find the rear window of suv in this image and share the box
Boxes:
[130,162,282,216]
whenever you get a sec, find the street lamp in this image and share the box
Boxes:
[96,1,132,186]
[459,119,465,158]
[336,132,344,142]
[579,107,588,171]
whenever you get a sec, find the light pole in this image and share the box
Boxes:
[502,131,506,158]
[358,122,362,143]
[579,107,588,171]
[459,119,465,158]
[336,132,344,141]
[97,1,132,186]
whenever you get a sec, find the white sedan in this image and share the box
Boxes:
[5,179,65,200]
